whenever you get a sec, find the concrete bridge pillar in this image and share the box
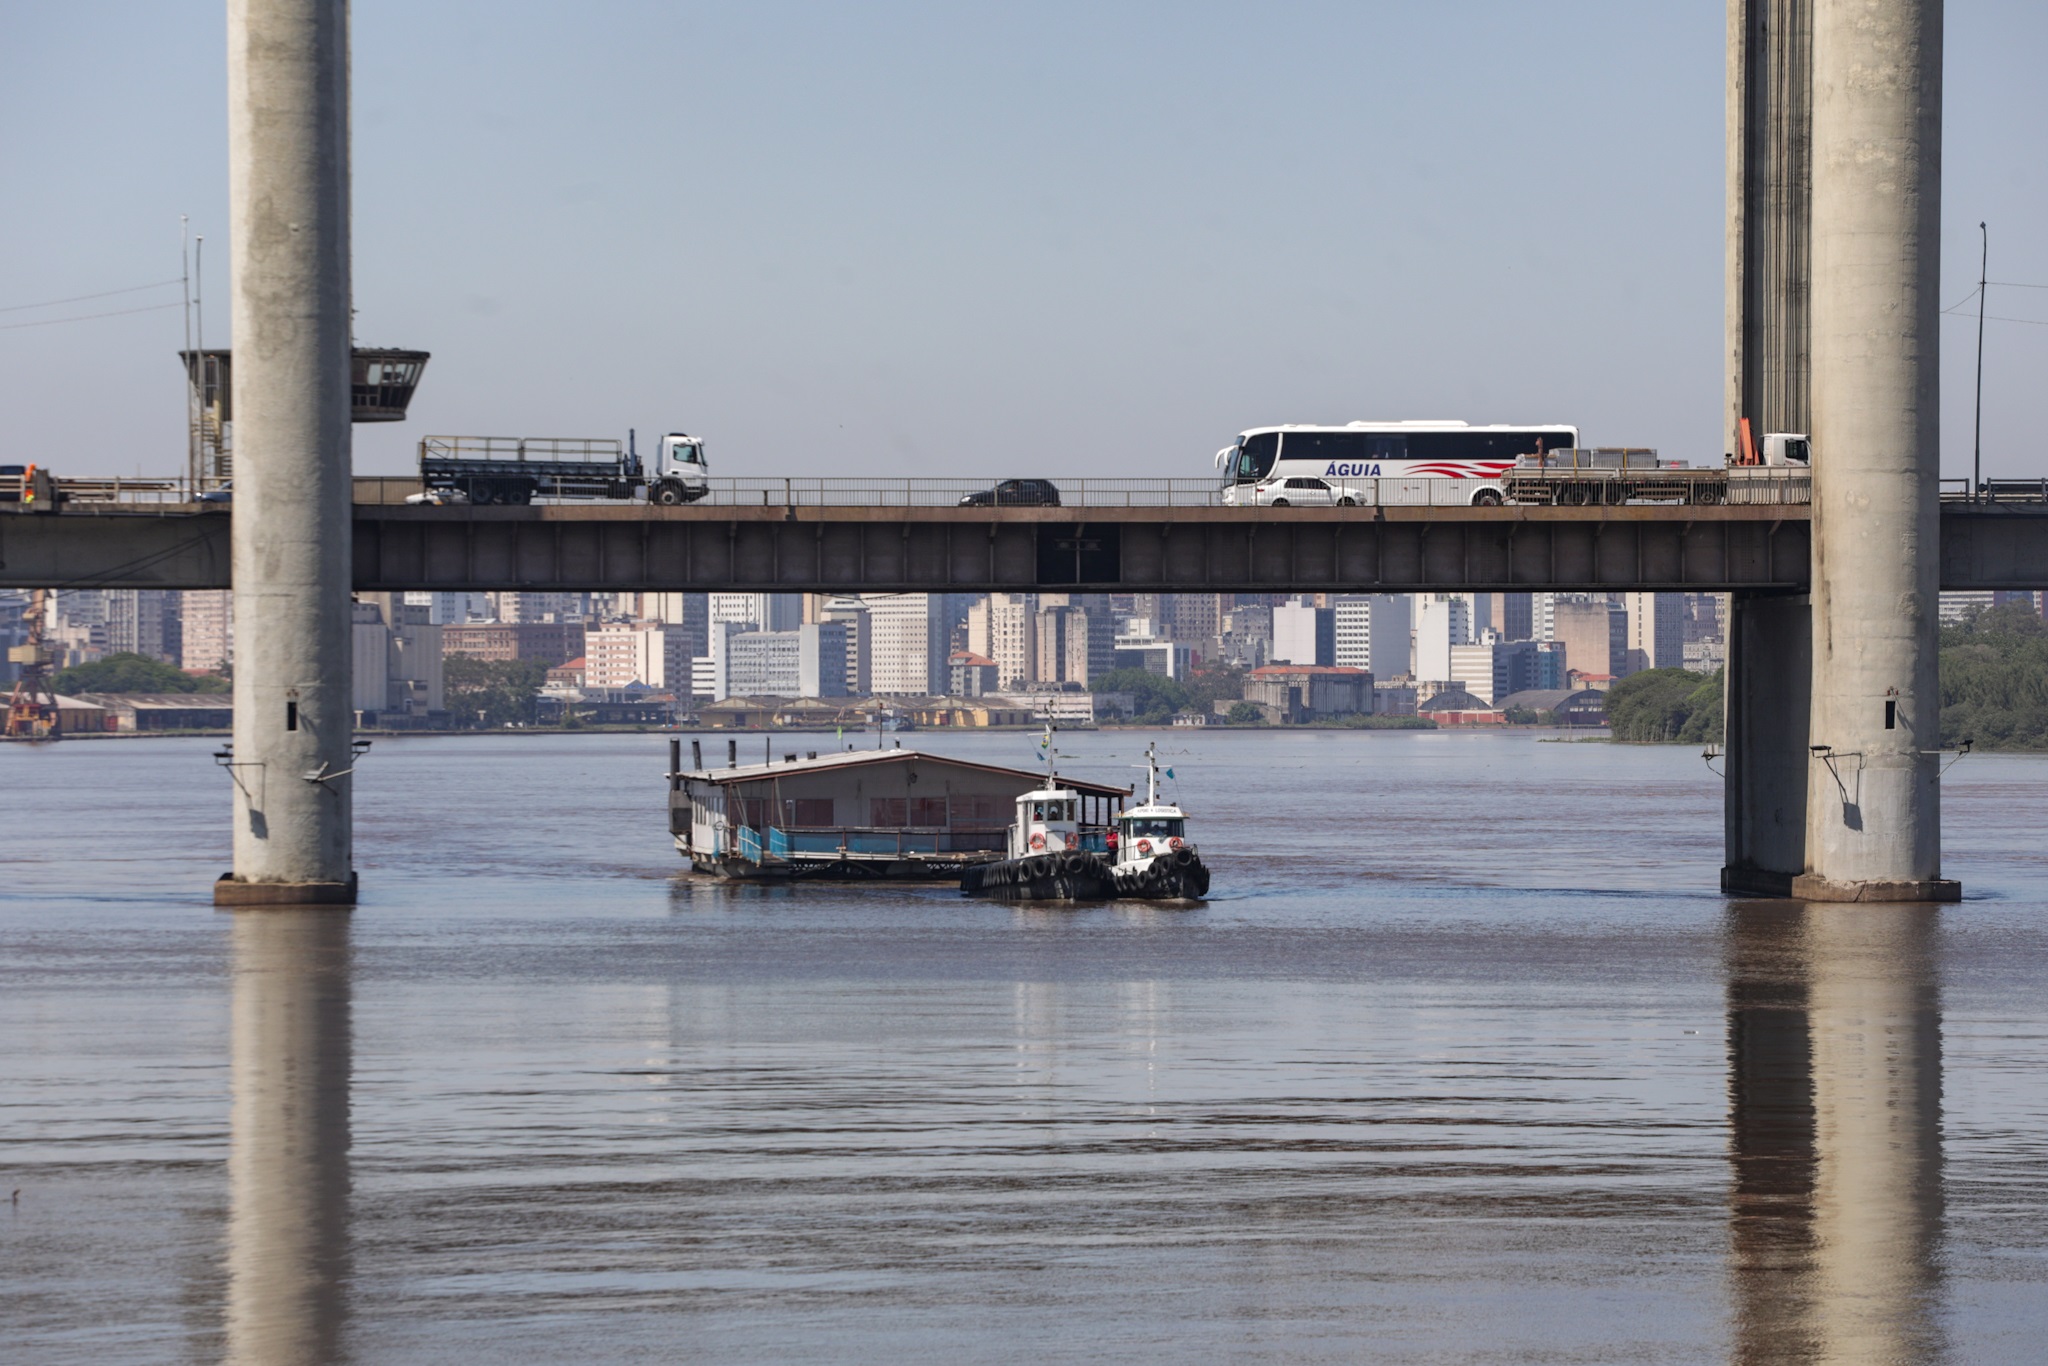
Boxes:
[215,0,357,906]
[1795,0,1954,901]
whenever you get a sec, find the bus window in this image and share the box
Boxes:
[1369,436,1406,460]
[1235,432,1278,481]
[1280,431,1370,463]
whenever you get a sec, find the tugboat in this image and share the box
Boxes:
[1106,743,1210,899]
[960,733,1209,902]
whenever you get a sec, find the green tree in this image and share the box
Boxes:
[1094,667,1189,723]
[1223,700,1264,726]
[1940,603,2048,749]
[1606,667,1725,743]
[50,652,229,695]
[1183,666,1246,713]
[444,655,549,728]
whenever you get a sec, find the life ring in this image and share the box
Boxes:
[1136,838,1153,855]
[1169,836,1184,850]
[1030,832,1046,850]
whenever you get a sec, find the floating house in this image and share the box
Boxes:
[667,742,1130,880]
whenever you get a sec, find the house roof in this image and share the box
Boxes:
[1494,688,1606,711]
[75,692,233,709]
[1418,688,1494,712]
[949,651,998,667]
[683,747,1131,796]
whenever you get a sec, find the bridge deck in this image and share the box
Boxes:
[2,499,2043,592]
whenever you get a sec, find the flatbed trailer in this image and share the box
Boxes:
[1502,450,1809,507]
[419,433,708,506]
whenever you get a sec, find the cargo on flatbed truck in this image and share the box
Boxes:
[418,430,709,505]
[1502,435,1809,507]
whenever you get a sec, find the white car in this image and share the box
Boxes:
[404,488,470,506]
[1221,475,1363,508]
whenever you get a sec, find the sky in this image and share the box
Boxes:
[4,2,2045,482]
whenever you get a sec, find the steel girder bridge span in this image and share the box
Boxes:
[6,499,2048,594]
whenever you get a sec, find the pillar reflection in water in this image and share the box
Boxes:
[1726,903,1943,1365]
[226,909,352,1365]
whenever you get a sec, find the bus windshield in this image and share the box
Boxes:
[1232,432,1278,482]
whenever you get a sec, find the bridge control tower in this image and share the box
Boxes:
[179,346,429,490]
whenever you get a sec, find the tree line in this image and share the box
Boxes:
[1604,601,2048,749]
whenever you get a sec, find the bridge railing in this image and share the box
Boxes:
[6,472,1851,511]
[695,478,1228,508]
[1943,478,2048,504]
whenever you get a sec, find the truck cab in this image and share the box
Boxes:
[651,433,710,505]
[1759,433,1810,467]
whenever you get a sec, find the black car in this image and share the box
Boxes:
[959,478,1062,507]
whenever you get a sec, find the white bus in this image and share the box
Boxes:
[1217,421,1580,507]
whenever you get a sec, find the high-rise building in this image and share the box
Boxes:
[404,591,483,626]
[102,590,179,662]
[707,593,802,632]
[1033,602,1113,686]
[863,594,951,695]
[1272,598,1335,666]
[972,593,1037,688]
[1553,599,1628,681]
[816,597,872,695]
[493,591,583,623]
[442,622,585,666]
[1483,592,1534,641]
[1333,595,1413,678]
[180,590,234,673]
[1443,639,1569,704]
[585,622,695,691]
[711,626,849,699]
[1624,593,1684,672]
[1161,594,1225,661]
[1414,593,1474,683]
[634,592,709,659]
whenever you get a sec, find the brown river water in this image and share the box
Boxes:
[3,728,2047,1363]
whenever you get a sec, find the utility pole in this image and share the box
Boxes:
[1974,222,1988,498]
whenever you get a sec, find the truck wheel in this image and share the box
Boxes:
[1472,488,1504,507]
[655,484,684,506]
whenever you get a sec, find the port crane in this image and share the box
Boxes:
[5,588,60,739]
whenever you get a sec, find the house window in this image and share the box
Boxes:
[910,797,949,827]
[870,797,908,826]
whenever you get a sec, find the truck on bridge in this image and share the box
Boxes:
[418,430,709,506]
[1501,435,1810,506]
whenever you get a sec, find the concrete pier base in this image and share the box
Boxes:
[1788,872,1959,904]
[215,873,359,908]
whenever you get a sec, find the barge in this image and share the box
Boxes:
[666,738,1129,880]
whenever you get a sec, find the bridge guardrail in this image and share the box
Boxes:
[4,472,1847,511]
[1942,478,2048,504]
